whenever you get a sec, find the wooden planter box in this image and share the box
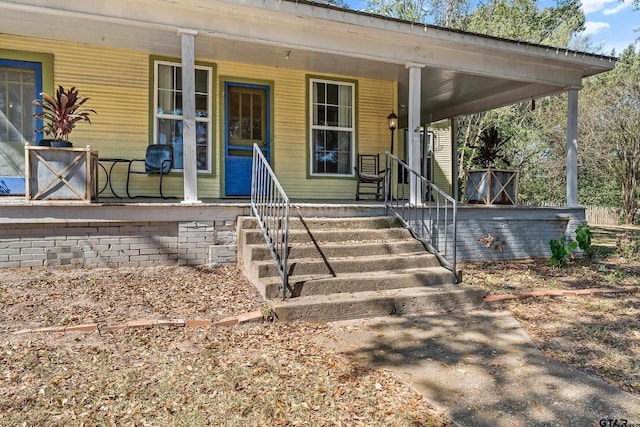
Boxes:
[25,145,99,202]
[464,169,518,205]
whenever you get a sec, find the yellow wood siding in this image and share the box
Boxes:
[2,34,396,199]
[430,120,453,194]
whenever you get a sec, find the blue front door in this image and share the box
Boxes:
[224,83,270,196]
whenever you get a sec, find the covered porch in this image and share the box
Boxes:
[0,0,616,203]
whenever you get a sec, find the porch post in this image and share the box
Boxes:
[179,29,201,204]
[407,64,424,205]
[566,88,579,207]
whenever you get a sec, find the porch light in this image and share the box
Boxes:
[387,111,398,132]
[387,111,398,154]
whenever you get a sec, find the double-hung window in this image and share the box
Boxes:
[153,60,212,172]
[310,78,355,176]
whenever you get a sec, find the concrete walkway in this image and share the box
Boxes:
[317,310,640,426]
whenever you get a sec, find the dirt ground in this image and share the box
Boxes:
[0,265,451,426]
[1,225,638,425]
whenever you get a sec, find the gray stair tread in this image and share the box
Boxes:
[239,216,401,230]
[270,284,475,304]
[253,251,433,265]
[269,285,485,322]
[241,228,413,241]
[260,266,451,285]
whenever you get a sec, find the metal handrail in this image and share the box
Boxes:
[251,144,291,298]
[384,152,458,283]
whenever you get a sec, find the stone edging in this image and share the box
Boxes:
[483,286,640,303]
[12,310,264,335]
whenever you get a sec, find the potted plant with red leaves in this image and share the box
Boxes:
[464,125,519,205]
[32,85,97,147]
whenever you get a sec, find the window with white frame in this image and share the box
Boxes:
[310,78,355,176]
[154,61,212,172]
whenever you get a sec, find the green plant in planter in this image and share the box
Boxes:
[32,85,97,147]
[471,125,512,169]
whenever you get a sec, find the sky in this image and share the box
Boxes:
[344,0,639,56]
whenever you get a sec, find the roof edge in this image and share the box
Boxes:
[281,0,618,64]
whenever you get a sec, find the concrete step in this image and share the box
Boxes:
[244,240,428,262]
[238,215,402,231]
[237,214,484,322]
[240,227,414,245]
[253,252,441,279]
[270,285,486,322]
[260,267,455,299]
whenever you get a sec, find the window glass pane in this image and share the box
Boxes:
[229,91,239,139]
[195,94,208,117]
[175,92,182,115]
[326,105,338,127]
[314,129,326,150]
[241,93,251,139]
[338,106,352,127]
[327,83,338,105]
[157,89,174,115]
[325,130,338,151]
[316,105,325,126]
[252,94,262,140]
[196,122,208,170]
[175,67,182,91]
[6,70,20,82]
[22,84,35,140]
[314,82,325,104]
[195,69,208,93]
[22,72,35,85]
[324,152,338,173]
[0,66,37,145]
[338,131,351,151]
[157,64,173,90]
[8,83,22,141]
[158,117,183,168]
[339,85,352,107]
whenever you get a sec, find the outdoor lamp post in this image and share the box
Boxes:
[387,111,398,154]
[386,112,399,201]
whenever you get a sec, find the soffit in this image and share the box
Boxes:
[0,0,616,122]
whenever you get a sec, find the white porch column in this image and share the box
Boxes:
[179,29,201,204]
[566,88,579,207]
[407,64,424,205]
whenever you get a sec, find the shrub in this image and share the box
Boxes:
[549,237,578,267]
[575,224,593,255]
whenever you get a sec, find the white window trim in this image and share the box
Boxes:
[153,60,213,173]
[309,78,356,177]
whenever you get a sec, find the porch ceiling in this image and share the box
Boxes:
[0,0,616,123]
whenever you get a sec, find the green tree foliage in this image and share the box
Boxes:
[365,0,431,22]
[465,0,584,47]
[580,46,640,224]
[365,0,472,27]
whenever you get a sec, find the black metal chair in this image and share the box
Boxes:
[354,153,386,201]
[126,144,173,199]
